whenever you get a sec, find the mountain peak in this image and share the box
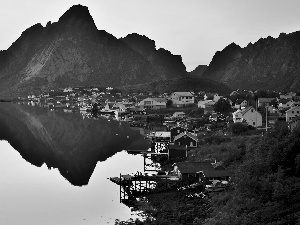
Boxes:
[58,4,95,26]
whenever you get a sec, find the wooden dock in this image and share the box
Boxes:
[109,173,193,207]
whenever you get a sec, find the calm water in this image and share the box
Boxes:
[0,103,150,224]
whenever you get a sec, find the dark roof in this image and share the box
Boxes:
[202,169,230,177]
[175,162,214,173]
[258,98,275,103]
[175,161,230,177]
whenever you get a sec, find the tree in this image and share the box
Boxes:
[214,98,232,113]
[231,122,249,134]
[166,99,173,107]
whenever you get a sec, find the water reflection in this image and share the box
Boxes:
[0,141,145,224]
[0,103,150,186]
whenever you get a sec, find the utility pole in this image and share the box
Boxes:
[266,106,268,132]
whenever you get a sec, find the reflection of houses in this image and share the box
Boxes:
[232,106,262,127]
[286,106,300,122]
[138,97,167,109]
[170,92,194,107]
[173,162,230,184]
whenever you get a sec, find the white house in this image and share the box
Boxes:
[234,99,248,109]
[213,94,223,102]
[232,106,262,127]
[170,92,194,107]
[63,87,73,92]
[286,106,300,122]
[138,97,167,109]
[173,111,186,118]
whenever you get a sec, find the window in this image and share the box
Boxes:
[292,111,294,114]
[253,122,255,125]
[190,142,194,146]
[251,109,254,112]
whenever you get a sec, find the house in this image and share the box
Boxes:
[173,162,230,184]
[280,93,295,100]
[204,106,215,114]
[170,92,194,107]
[149,131,171,142]
[168,145,192,159]
[232,106,262,127]
[198,100,215,108]
[234,99,247,109]
[278,98,294,109]
[173,131,199,147]
[286,106,300,122]
[63,87,73,92]
[173,111,186,119]
[170,125,187,141]
[213,94,223,102]
[138,97,167,109]
[257,98,275,107]
[288,116,300,132]
[129,107,146,115]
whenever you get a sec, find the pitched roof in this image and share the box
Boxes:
[173,92,194,97]
[258,98,275,103]
[235,98,246,104]
[286,106,300,112]
[240,106,255,116]
[175,162,214,173]
[175,162,230,177]
[173,131,198,142]
[151,98,167,103]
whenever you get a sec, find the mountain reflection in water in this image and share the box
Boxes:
[0,103,150,186]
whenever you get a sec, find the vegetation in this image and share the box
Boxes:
[202,123,300,225]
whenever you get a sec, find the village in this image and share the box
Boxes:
[14,87,300,191]
[11,86,300,223]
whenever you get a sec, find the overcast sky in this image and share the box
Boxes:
[1,0,300,71]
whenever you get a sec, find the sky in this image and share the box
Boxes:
[1,0,300,72]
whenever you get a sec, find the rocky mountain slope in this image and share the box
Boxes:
[0,5,188,98]
[188,65,208,78]
[202,32,300,91]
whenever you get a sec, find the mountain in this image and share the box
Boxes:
[202,32,300,91]
[0,5,187,98]
[120,33,187,79]
[188,65,208,78]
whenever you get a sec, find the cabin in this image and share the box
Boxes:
[173,161,230,185]
[168,145,192,159]
[170,125,187,141]
[173,131,199,147]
